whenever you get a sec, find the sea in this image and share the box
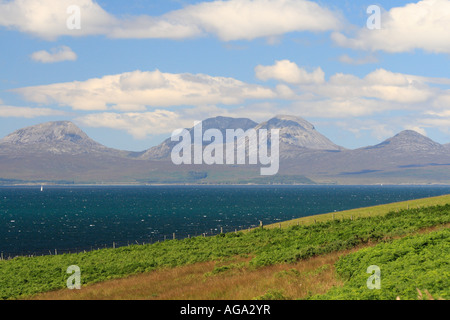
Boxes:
[1,185,450,257]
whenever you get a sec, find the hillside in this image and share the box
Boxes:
[0,121,129,156]
[140,116,258,160]
[0,194,448,300]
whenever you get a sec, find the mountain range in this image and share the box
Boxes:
[0,115,449,185]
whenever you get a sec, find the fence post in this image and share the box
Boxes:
[173,233,176,240]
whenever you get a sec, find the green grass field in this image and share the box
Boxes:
[314,228,449,300]
[1,194,449,300]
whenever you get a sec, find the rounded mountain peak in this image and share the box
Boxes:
[369,130,442,152]
[265,115,315,131]
[1,121,92,145]
[256,115,342,151]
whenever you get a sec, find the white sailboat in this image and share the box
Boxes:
[40,185,43,192]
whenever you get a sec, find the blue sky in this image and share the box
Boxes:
[1,0,450,151]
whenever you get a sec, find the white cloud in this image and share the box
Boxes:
[255,60,325,84]
[275,84,298,99]
[332,0,450,53]
[108,14,201,40]
[425,109,450,117]
[302,68,437,108]
[251,67,450,120]
[76,110,191,139]
[12,65,450,125]
[0,0,342,41]
[420,117,450,134]
[163,0,342,41]
[404,126,427,136]
[335,119,396,141]
[0,105,67,118]
[8,62,450,141]
[289,98,398,118]
[338,54,378,65]
[0,0,115,40]
[364,69,411,86]
[76,103,290,138]
[13,69,276,111]
[31,46,77,63]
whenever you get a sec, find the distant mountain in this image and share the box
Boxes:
[140,116,258,160]
[365,130,444,153]
[0,121,129,157]
[279,129,450,184]
[255,115,344,159]
[0,117,449,185]
[141,115,344,161]
[0,121,149,184]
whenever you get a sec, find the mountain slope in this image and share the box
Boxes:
[140,116,258,160]
[280,129,450,184]
[255,115,343,152]
[0,121,149,183]
[365,130,444,153]
[0,121,129,156]
[141,114,344,161]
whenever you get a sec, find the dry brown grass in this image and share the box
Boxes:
[30,247,363,300]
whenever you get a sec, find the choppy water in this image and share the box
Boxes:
[1,185,449,256]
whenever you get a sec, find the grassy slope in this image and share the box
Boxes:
[314,227,450,300]
[32,224,449,300]
[263,194,450,229]
[2,194,450,300]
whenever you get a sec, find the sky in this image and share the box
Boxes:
[1,0,450,152]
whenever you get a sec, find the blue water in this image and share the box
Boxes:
[1,185,449,256]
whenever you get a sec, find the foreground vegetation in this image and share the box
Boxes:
[315,228,449,300]
[1,198,449,300]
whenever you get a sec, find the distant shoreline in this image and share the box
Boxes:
[2,182,450,187]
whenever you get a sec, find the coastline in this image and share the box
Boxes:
[2,182,450,187]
